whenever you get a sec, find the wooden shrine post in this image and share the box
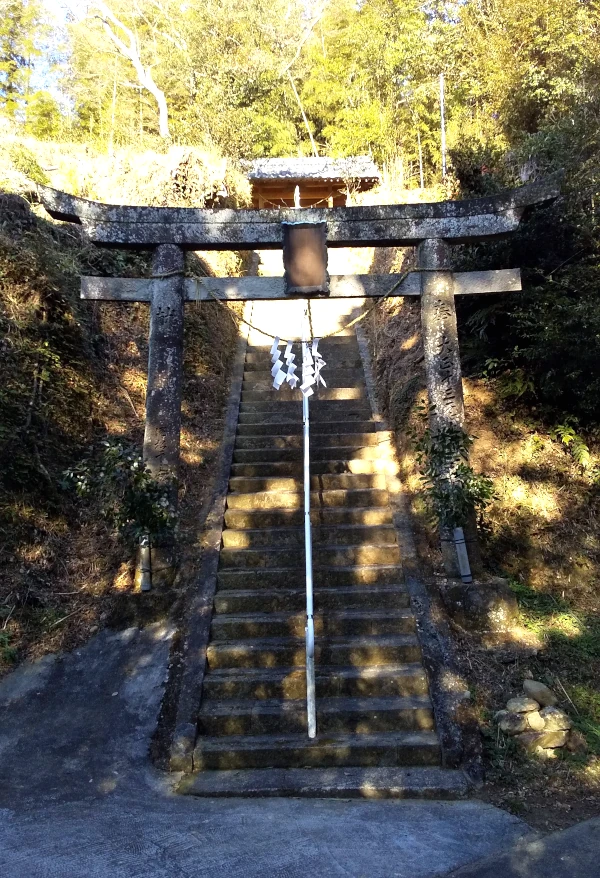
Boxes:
[37,176,560,588]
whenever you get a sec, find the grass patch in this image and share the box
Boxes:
[509,578,600,755]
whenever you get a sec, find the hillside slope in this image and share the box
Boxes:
[0,141,244,674]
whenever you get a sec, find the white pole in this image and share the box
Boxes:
[440,72,447,180]
[302,312,317,739]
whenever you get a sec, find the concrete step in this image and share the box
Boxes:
[193,730,440,770]
[238,410,374,426]
[224,506,393,529]
[202,663,429,700]
[216,565,404,589]
[206,634,422,669]
[234,432,392,450]
[210,609,415,640]
[225,487,390,510]
[233,445,393,463]
[228,474,389,493]
[239,399,372,415]
[243,369,366,389]
[198,695,434,736]
[236,420,380,436]
[221,524,398,550]
[230,459,397,478]
[218,544,401,570]
[213,586,411,614]
[241,387,367,403]
[178,766,469,799]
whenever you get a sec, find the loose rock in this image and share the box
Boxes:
[516,730,569,752]
[506,696,540,713]
[523,679,558,707]
[540,706,572,732]
[525,710,545,732]
[499,712,527,735]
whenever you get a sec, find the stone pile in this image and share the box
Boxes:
[495,679,586,757]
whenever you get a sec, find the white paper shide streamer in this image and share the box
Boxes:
[270,336,326,396]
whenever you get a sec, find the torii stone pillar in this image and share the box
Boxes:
[418,237,482,576]
[142,244,186,587]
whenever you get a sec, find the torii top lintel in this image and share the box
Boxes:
[37,175,561,251]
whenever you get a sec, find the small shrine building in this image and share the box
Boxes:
[247,156,380,209]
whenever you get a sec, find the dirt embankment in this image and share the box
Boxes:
[366,248,600,831]
[0,142,246,675]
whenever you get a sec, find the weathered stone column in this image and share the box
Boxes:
[418,238,481,576]
[142,243,186,587]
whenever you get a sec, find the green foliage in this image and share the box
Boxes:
[0,630,17,664]
[552,422,592,470]
[0,0,48,117]
[64,440,176,544]
[8,143,48,183]
[24,90,61,139]
[414,425,495,529]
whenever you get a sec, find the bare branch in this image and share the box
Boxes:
[90,1,171,137]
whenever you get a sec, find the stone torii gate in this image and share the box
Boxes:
[38,177,559,585]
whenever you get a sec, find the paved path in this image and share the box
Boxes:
[0,622,533,877]
[448,817,600,878]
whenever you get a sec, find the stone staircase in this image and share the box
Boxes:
[180,333,468,798]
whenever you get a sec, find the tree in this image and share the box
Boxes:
[0,0,46,118]
[24,89,60,138]
[90,1,171,138]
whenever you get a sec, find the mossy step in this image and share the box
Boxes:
[178,766,469,799]
[224,506,393,529]
[233,445,393,463]
[197,695,434,736]
[210,609,415,640]
[216,564,404,589]
[193,730,440,771]
[230,460,397,478]
[241,387,367,403]
[238,411,374,426]
[221,524,398,550]
[228,474,389,493]
[206,634,422,669]
[225,487,390,510]
[234,432,392,450]
[213,585,411,614]
[239,399,372,415]
[218,543,401,570]
[236,420,380,436]
[202,663,429,700]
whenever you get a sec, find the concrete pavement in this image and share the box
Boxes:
[0,621,535,877]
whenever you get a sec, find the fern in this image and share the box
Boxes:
[552,422,593,469]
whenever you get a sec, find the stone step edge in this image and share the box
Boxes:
[222,523,398,538]
[177,766,470,799]
[211,609,414,624]
[193,730,439,752]
[204,662,425,680]
[207,634,419,649]
[198,695,433,717]
[217,564,404,577]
